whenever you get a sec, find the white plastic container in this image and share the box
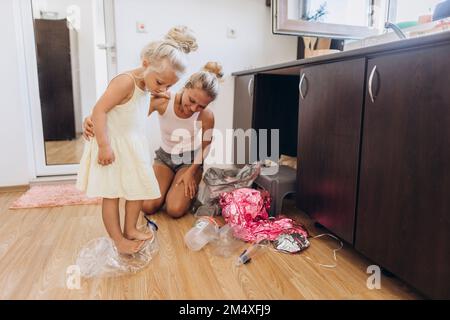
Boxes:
[184,217,219,251]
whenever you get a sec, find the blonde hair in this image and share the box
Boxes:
[140,26,198,77]
[185,62,224,100]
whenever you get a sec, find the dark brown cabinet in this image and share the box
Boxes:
[232,74,256,164]
[355,44,450,299]
[297,58,366,244]
[232,34,450,298]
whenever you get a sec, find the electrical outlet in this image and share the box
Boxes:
[136,22,147,33]
[227,27,237,39]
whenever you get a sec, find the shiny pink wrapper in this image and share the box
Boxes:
[219,188,308,242]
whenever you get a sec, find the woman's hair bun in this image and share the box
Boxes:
[165,25,198,54]
[203,61,224,79]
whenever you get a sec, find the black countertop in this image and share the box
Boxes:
[232,31,450,76]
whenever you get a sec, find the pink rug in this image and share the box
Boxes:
[9,184,101,209]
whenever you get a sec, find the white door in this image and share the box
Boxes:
[19,0,116,177]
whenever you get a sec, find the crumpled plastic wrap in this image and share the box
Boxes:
[219,188,308,243]
[76,222,159,278]
[193,201,220,217]
[197,162,261,209]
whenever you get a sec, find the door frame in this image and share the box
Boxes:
[17,0,116,177]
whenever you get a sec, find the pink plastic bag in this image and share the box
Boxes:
[219,188,308,242]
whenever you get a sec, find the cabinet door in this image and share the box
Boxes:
[233,75,256,164]
[297,58,366,244]
[356,44,450,299]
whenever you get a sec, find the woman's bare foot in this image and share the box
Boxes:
[124,228,154,241]
[114,237,145,255]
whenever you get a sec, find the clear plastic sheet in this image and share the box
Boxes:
[76,222,159,278]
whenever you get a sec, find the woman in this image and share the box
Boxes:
[83,62,223,219]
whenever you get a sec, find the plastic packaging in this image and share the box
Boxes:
[210,224,243,257]
[194,202,220,217]
[184,217,219,251]
[76,220,159,278]
[196,163,261,207]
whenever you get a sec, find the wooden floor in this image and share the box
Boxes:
[44,135,84,165]
[0,191,422,300]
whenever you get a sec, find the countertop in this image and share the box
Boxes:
[232,31,450,76]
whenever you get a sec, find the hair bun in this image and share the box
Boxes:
[203,61,224,79]
[165,25,198,54]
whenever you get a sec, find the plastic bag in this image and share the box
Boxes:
[76,221,159,278]
[196,163,261,206]
[193,201,221,217]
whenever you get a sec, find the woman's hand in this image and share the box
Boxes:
[98,145,115,166]
[83,116,95,140]
[176,171,198,199]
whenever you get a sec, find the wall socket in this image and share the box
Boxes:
[227,27,237,39]
[136,22,147,33]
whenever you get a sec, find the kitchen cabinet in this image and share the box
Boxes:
[232,32,450,298]
[232,74,256,164]
[297,58,366,244]
[356,44,450,299]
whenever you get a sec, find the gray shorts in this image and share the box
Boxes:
[154,147,203,173]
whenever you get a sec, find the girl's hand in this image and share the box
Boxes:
[83,116,95,140]
[98,145,115,166]
[176,171,198,199]
[151,91,170,99]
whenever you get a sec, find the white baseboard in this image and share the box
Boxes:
[30,175,77,186]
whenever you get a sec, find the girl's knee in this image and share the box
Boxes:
[142,199,163,215]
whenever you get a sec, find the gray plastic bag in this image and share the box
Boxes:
[194,163,261,217]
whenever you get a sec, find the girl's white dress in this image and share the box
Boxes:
[76,74,161,201]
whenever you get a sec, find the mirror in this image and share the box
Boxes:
[31,0,111,166]
[273,0,387,39]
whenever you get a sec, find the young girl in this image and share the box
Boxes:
[76,26,198,254]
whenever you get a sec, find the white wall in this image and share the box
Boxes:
[0,0,297,187]
[0,0,34,187]
[114,0,297,164]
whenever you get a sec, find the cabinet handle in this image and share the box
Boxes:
[368,65,377,103]
[299,73,308,99]
[247,77,254,97]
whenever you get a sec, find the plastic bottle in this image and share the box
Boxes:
[184,217,219,251]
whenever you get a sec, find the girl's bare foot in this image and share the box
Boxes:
[114,237,145,255]
[124,228,154,241]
